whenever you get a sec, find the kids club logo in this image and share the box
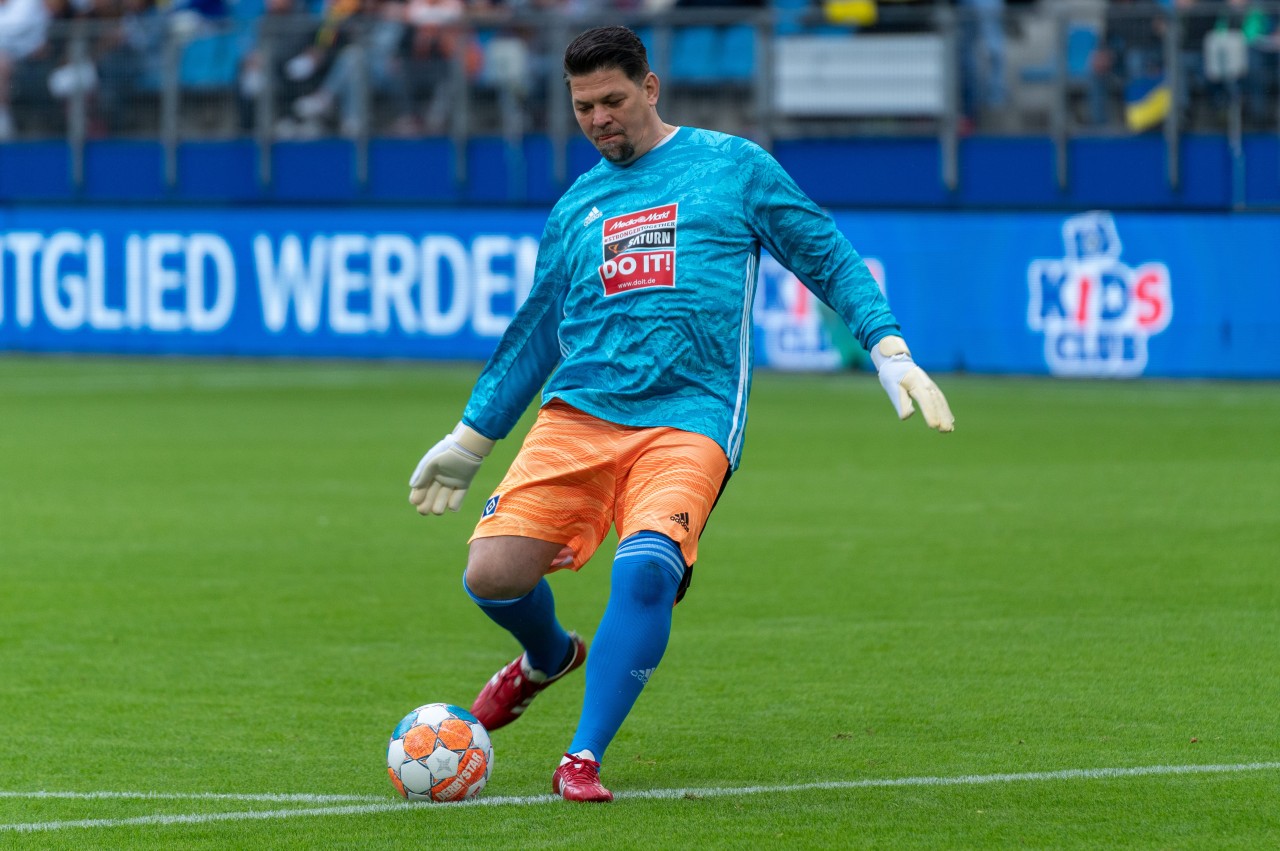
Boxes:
[1027,211,1173,378]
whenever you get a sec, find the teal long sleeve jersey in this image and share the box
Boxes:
[462,127,901,471]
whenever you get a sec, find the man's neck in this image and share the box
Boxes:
[629,123,679,163]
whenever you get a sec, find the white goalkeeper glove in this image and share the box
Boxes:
[408,423,496,516]
[870,336,955,433]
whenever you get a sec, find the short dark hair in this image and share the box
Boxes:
[563,26,650,85]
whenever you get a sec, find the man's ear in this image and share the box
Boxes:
[644,71,661,105]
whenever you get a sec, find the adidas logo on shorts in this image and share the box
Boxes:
[669,512,689,531]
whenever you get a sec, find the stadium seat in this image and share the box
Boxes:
[772,0,848,37]
[670,26,719,83]
[665,26,758,85]
[1020,23,1099,85]
[632,25,655,55]
[230,0,264,19]
[180,30,244,89]
[718,25,757,82]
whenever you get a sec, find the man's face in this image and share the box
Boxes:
[569,67,661,165]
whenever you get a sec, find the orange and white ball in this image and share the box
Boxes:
[387,703,492,802]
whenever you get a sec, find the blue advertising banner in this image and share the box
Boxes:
[2,206,1278,378]
[0,208,544,361]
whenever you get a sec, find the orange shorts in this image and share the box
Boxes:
[470,401,730,572]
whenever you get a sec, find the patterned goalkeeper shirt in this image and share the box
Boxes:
[462,127,900,471]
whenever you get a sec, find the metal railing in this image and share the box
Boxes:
[8,4,1280,196]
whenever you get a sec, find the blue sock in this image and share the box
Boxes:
[568,531,684,763]
[464,575,572,675]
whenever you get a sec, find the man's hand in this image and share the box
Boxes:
[870,336,955,432]
[409,423,496,515]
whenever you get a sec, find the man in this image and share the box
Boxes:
[409,25,954,803]
[0,0,49,140]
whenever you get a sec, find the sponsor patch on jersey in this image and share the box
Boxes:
[599,203,677,296]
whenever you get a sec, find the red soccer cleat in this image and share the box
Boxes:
[470,632,587,732]
[552,753,613,803]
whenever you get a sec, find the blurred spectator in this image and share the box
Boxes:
[92,0,167,135]
[1212,0,1277,123]
[43,0,104,135]
[276,0,357,94]
[0,0,51,138]
[291,0,421,136]
[237,0,316,132]
[1173,0,1218,120]
[957,0,1007,128]
[168,0,229,39]
[45,0,233,137]
[1087,0,1166,127]
[401,0,470,134]
[466,0,570,134]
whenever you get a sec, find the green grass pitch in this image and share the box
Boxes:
[1,355,1278,849]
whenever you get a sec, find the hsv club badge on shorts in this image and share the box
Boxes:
[598,203,678,296]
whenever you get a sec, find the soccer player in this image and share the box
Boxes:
[408,25,954,803]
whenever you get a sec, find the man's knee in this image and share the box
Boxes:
[613,532,684,607]
[464,536,561,601]
[615,561,677,607]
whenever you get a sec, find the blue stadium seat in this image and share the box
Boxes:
[718,25,756,82]
[771,0,847,36]
[1065,25,1099,83]
[670,26,719,83]
[1021,23,1099,85]
[633,25,654,50]
[180,29,244,89]
[230,0,263,19]
[772,0,809,35]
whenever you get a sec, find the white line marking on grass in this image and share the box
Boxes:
[3,761,1278,833]
[613,761,1280,800]
[0,791,384,803]
[0,803,413,833]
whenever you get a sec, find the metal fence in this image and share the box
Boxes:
[8,3,1280,191]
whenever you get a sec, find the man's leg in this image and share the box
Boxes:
[465,535,572,672]
[552,424,727,802]
[466,535,585,731]
[553,531,682,801]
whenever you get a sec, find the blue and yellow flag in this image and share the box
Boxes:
[1124,76,1171,133]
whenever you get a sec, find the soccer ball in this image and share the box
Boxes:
[386,703,493,802]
